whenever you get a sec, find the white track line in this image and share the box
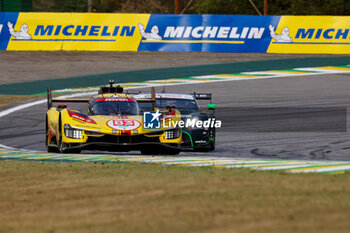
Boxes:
[0,91,96,118]
[289,165,350,173]
[0,99,46,118]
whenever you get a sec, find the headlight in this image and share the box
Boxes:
[165,129,181,139]
[64,124,83,139]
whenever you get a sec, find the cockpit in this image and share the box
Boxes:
[90,97,139,115]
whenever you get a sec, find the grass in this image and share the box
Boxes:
[0,161,349,233]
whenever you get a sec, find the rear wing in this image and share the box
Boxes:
[47,87,89,109]
[193,93,212,103]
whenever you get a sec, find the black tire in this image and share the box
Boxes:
[47,145,59,153]
[58,140,82,154]
[195,141,215,152]
[58,114,65,153]
[58,141,82,154]
[47,144,59,153]
[57,115,82,154]
[208,141,215,151]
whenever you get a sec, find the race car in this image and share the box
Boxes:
[134,92,216,152]
[46,81,182,155]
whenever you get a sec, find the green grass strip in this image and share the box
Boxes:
[334,65,350,69]
[284,69,321,73]
[225,73,274,76]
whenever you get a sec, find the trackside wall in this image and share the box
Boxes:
[0,13,349,53]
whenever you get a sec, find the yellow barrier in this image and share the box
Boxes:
[267,16,350,54]
[7,13,150,51]
[2,13,349,53]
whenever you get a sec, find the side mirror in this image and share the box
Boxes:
[207,104,216,114]
[208,104,216,110]
[57,104,67,110]
[166,104,176,111]
[88,107,94,115]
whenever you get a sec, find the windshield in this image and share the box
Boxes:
[138,98,199,113]
[92,100,139,115]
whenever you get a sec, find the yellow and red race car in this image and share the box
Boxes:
[46,81,182,155]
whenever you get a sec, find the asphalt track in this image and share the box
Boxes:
[1,71,350,161]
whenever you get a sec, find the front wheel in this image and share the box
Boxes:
[46,118,59,153]
[58,142,81,154]
[47,145,59,153]
[57,116,78,153]
[46,146,59,153]
[208,140,215,151]
[195,141,215,152]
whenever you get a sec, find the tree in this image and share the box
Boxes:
[188,0,263,15]
[32,0,350,15]
[188,0,350,15]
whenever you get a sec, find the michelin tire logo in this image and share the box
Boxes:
[269,25,292,43]
[7,21,32,40]
[143,110,162,129]
[138,23,162,41]
[138,23,265,40]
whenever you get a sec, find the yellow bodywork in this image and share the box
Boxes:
[46,93,182,151]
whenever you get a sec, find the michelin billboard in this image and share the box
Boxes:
[0,13,349,53]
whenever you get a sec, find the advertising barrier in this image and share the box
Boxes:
[0,13,349,53]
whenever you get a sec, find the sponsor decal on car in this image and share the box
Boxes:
[195,140,207,144]
[107,119,140,130]
[67,109,97,124]
[96,97,136,102]
[134,93,195,100]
